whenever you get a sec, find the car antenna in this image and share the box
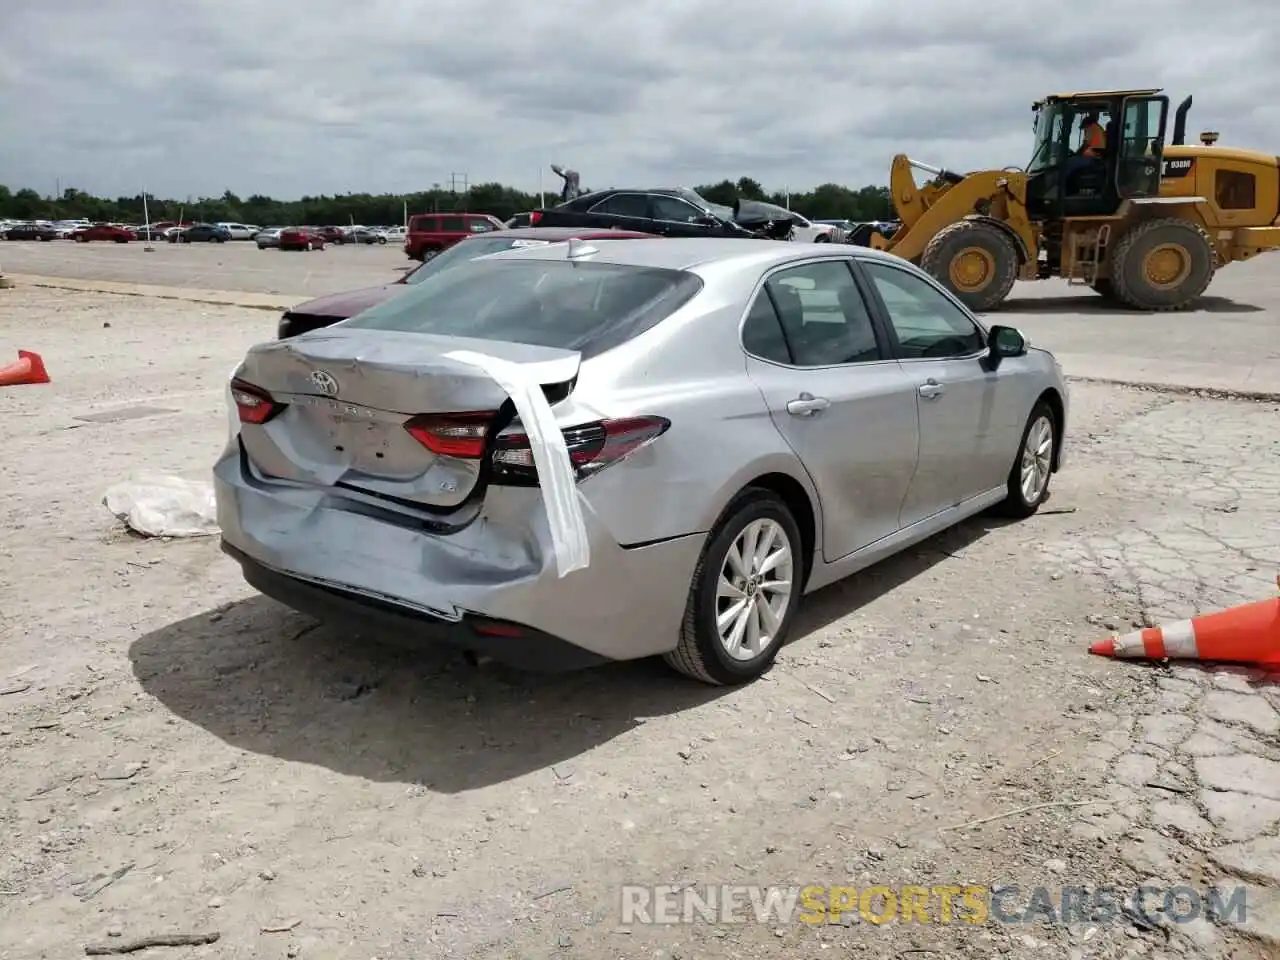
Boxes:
[566,237,598,260]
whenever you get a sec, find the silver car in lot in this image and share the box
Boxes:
[216,239,1068,686]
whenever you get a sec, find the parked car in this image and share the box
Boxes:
[382,225,407,243]
[2,223,58,241]
[530,188,795,241]
[171,223,232,243]
[255,228,284,249]
[788,212,843,243]
[132,225,169,241]
[217,222,261,241]
[306,226,348,245]
[344,227,388,245]
[404,212,505,261]
[71,223,134,243]
[846,221,902,246]
[218,238,1068,685]
[277,226,658,338]
[277,227,326,251]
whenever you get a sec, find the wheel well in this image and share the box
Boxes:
[743,472,816,588]
[1036,388,1066,471]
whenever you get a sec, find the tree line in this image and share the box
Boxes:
[0,177,894,226]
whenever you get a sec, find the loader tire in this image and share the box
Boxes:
[920,220,1019,312]
[1090,278,1116,301]
[1107,218,1214,311]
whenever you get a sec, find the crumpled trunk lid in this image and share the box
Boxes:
[234,328,580,510]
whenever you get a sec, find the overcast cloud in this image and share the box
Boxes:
[1,0,1274,200]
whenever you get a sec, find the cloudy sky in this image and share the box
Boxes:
[1,0,1274,201]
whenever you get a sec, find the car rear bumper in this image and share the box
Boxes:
[213,446,705,669]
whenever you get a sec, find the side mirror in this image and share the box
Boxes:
[991,325,1028,357]
[983,325,1028,370]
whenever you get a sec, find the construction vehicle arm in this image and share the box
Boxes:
[873,154,1036,265]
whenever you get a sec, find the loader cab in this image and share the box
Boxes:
[1025,89,1170,220]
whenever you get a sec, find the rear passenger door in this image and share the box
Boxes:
[856,258,1021,524]
[586,193,653,232]
[741,258,920,562]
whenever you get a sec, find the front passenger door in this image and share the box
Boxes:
[858,259,1022,525]
[648,194,718,237]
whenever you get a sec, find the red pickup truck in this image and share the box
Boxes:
[404,212,505,261]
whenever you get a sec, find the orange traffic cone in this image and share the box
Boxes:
[1090,581,1280,667]
[0,350,50,386]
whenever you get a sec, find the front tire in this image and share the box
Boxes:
[664,489,803,686]
[921,219,1020,312]
[992,401,1056,518]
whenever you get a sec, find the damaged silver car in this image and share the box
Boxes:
[216,237,1068,686]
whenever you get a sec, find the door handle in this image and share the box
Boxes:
[917,379,946,400]
[786,393,830,417]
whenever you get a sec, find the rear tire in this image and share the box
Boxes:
[1090,278,1116,300]
[992,401,1056,518]
[1107,217,1214,311]
[920,220,1020,312]
[663,489,803,686]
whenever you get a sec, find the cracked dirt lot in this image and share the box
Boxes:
[1,286,1277,960]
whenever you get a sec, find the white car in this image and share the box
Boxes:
[788,212,841,243]
[217,222,261,241]
[382,225,407,242]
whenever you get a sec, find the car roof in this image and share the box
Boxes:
[482,237,910,273]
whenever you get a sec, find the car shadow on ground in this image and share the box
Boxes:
[999,294,1264,316]
[128,514,1007,793]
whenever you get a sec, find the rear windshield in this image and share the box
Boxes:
[408,216,435,231]
[341,257,703,355]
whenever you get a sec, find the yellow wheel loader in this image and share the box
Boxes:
[868,89,1280,311]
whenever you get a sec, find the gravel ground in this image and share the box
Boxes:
[0,286,1276,959]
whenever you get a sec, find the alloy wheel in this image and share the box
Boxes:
[1020,415,1053,504]
[716,518,794,661]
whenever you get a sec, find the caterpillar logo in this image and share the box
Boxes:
[1162,158,1195,179]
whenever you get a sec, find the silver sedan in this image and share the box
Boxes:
[215,238,1068,685]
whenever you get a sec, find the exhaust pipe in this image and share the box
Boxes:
[1171,95,1193,146]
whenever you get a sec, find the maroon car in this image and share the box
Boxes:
[278,227,326,252]
[277,226,656,338]
[71,223,134,243]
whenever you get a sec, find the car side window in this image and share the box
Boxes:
[590,193,649,218]
[859,261,986,359]
[741,291,792,364]
[761,260,882,367]
[650,195,702,223]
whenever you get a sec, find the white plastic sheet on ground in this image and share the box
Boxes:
[103,474,219,538]
[443,349,590,577]
[226,364,241,442]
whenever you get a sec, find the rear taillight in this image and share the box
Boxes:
[529,211,542,225]
[492,416,669,485]
[404,412,495,458]
[230,378,284,424]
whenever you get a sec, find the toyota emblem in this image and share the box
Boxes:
[309,370,339,396]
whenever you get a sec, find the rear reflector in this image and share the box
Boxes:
[230,378,283,424]
[403,411,495,458]
[492,416,670,484]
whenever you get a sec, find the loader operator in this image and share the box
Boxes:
[1063,111,1107,191]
